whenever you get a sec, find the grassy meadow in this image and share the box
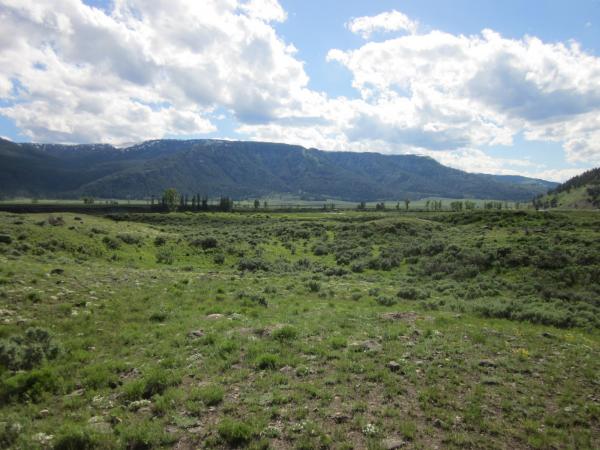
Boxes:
[0,210,598,449]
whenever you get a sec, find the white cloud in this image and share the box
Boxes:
[324,25,600,165]
[347,10,418,39]
[530,168,587,182]
[0,0,307,143]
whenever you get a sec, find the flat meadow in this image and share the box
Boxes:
[0,210,598,449]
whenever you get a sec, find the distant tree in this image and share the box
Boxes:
[357,201,366,210]
[425,200,430,211]
[375,202,385,210]
[219,196,233,212]
[450,201,463,212]
[82,196,95,205]
[254,199,260,209]
[162,188,178,212]
[201,196,208,211]
[404,199,411,211]
[587,185,600,206]
[263,201,268,209]
[396,202,400,210]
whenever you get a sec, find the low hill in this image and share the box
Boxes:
[536,167,600,209]
[0,138,556,201]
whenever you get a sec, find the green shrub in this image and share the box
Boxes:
[255,354,279,370]
[218,418,254,446]
[238,258,270,272]
[101,236,120,250]
[53,424,99,450]
[153,236,167,246]
[312,244,328,256]
[156,248,174,264]
[190,384,224,406]
[397,287,423,300]
[117,234,143,245]
[0,367,62,402]
[307,281,321,292]
[82,363,119,390]
[118,420,171,450]
[0,327,60,370]
[329,336,347,349]
[271,325,298,341]
[124,368,180,401]
[0,421,21,448]
[376,296,397,306]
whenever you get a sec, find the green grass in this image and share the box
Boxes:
[0,210,598,448]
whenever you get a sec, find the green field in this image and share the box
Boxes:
[0,210,598,449]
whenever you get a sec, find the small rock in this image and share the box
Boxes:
[542,332,555,339]
[129,399,151,411]
[188,329,204,338]
[0,234,12,244]
[66,388,85,397]
[37,409,50,418]
[88,416,112,434]
[33,432,53,445]
[279,365,294,374]
[349,339,381,353]
[50,268,64,275]
[387,361,402,372]
[433,418,445,429]
[88,416,105,424]
[206,313,224,320]
[381,438,405,449]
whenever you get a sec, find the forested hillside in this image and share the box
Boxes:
[0,138,556,201]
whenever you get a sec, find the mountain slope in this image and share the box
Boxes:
[0,138,557,201]
[536,167,600,209]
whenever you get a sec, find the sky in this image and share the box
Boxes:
[1,1,599,181]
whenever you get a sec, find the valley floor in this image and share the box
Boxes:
[0,210,598,449]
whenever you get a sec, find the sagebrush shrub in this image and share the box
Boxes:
[0,327,60,371]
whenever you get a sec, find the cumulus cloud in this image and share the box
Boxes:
[324,25,600,165]
[0,0,308,143]
[347,10,418,39]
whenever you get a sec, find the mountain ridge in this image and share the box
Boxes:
[0,137,557,201]
[536,167,600,209]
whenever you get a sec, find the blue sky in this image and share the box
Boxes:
[1,0,599,181]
